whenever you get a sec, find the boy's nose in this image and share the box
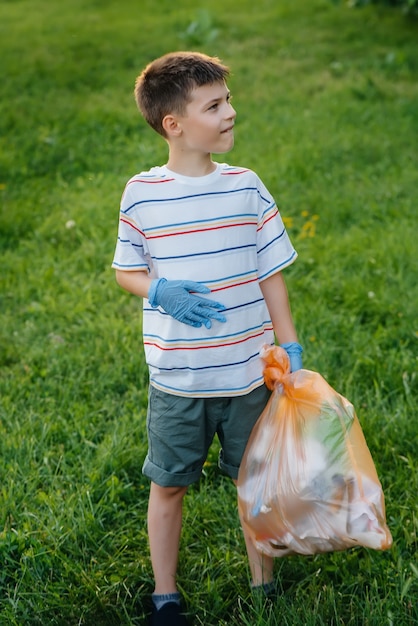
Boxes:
[228,103,236,119]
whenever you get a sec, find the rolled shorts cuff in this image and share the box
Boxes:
[219,453,239,481]
[142,455,202,488]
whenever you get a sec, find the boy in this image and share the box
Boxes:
[112,51,303,626]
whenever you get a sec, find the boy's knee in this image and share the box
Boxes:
[151,483,188,500]
[166,485,188,499]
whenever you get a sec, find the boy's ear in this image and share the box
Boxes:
[162,114,182,137]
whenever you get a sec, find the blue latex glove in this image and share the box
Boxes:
[280,342,303,372]
[148,278,226,329]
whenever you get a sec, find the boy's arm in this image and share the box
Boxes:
[260,271,303,371]
[259,271,298,343]
[115,269,152,299]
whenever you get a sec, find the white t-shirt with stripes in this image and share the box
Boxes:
[112,162,297,397]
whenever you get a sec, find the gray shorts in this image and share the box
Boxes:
[142,384,271,487]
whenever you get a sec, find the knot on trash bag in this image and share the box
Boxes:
[260,345,291,390]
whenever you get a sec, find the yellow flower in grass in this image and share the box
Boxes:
[300,212,319,239]
[282,216,294,229]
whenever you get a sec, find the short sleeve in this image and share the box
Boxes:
[111,186,150,271]
[256,177,297,281]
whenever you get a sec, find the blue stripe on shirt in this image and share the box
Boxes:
[122,186,262,214]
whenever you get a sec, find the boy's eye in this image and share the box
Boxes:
[208,94,232,111]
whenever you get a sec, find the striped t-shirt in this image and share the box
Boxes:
[112,162,297,397]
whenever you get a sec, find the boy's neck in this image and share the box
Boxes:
[166,150,217,177]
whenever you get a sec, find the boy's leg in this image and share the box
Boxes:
[148,481,188,594]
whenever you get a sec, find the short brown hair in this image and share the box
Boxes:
[134,51,230,137]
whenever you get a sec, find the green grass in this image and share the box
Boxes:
[0,0,417,624]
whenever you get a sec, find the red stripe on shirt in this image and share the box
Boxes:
[221,169,249,175]
[127,178,175,185]
[144,326,272,351]
[120,217,145,236]
[210,277,258,293]
[256,211,277,232]
[146,220,256,240]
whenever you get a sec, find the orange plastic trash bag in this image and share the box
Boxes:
[237,345,392,557]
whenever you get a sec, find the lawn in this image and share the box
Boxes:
[0,0,417,624]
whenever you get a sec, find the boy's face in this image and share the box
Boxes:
[174,81,236,155]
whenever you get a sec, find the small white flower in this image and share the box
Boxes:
[65,220,76,229]
[368,291,375,299]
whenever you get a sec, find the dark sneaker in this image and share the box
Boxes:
[149,601,190,626]
[251,581,277,601]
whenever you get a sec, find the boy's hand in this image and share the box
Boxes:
[148,278,226,329]
[280,342,303,372]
